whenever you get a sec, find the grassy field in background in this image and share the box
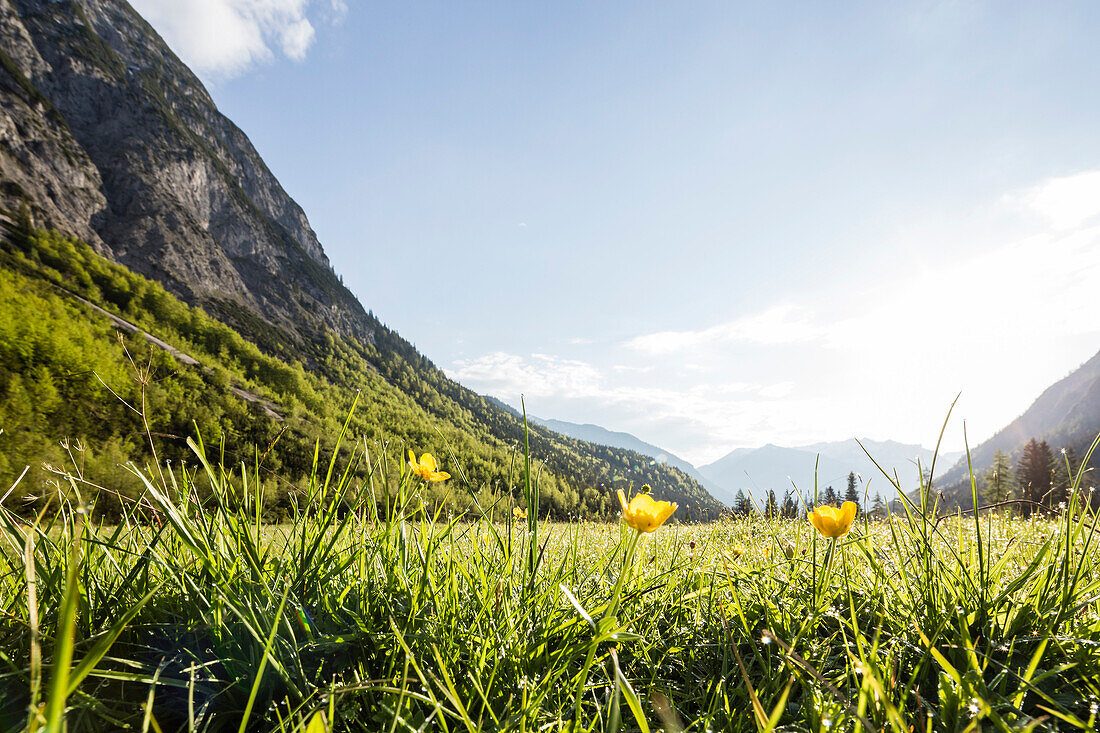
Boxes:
[1,427,1100,732]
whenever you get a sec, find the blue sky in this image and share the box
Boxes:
[132,1,1100,465]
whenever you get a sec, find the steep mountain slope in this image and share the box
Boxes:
[0,0,362,348]
[928,349,1100,508]
[0,0,723,517]
[938,349,1100,484]
[527,416,728,500]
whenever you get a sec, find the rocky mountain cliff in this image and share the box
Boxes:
[0,0,725,517]
[0,0,367,351]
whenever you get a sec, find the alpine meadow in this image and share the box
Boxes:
[1,1,1100,732]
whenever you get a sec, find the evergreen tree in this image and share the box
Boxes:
[869,493,888,518]
[843,471,860,508]
[982,449,1015,506]
[1016,438,1056,515]
[821,485,839,506]
[765,490,779,518]
[780,490,798,518]
[732,489,752,516]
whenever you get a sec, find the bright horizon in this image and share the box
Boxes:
[130,1,1100,466]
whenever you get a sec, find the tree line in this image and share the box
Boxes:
[0,223,724,521]
[978,438,1095,515]
[727,471,891,518]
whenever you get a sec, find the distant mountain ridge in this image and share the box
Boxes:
[525,415,728,499]
[699,439,963,506]
[930,348,1100,508]
[514,406,962,509]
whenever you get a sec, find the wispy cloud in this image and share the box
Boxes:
[448,353,602,399]
[1018,170,1100,230]
[447,353,799,462]
[452,171,1100,465]
[130,0,339,78]
[328,0,348,23]
[625,304,820,355]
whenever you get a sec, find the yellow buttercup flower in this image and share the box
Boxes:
[808,501,857,539]
[617,489,677,533]
[513,506,527,520]
[408,450,450,482]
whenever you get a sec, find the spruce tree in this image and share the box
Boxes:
[1016,438,1056,515]
[843,471,860,508]
[780,490,798,518]
[870,493,887,517]
[982,449,1015,506]
[822,485,839,506]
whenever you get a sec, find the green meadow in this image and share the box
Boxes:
[1,423,1099,732]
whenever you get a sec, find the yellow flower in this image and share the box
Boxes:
[513,506,527,520]
[408,450,450,482]
[617,489,677,533]
[808,501,857,538]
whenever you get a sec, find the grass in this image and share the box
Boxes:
[1,417,1099,732]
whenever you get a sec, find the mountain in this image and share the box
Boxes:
[0,0,363,353]
[699,444,851,506]
[699,439,962,506]
[0,0,723,518]
[526,416,728,499]
[930,349,1100,508]
[796,439,962,478]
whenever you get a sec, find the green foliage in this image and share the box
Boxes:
[1,437,1099,731]
[0,225,722,520]
[843,470,860,508]
[1016,438,1057,515]
[982,449,1015,505]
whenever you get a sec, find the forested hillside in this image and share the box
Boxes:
[908,350,1100,511]
[0,221,723,519]
[0,0,723,519]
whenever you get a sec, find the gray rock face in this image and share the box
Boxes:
[0,0,373,349]
[0,1,728,516]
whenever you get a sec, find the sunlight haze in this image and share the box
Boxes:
[132,0,1100,465]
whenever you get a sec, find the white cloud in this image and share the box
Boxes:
[448,352,602,399]
[1018,170,1100,230]
[620,209,1100,458]
[451,172,1100,465]
[447,352,798,463]
[625,304,820,355]
[328,0,348,23]
[279,17,316,60]
[130,0,332,77]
